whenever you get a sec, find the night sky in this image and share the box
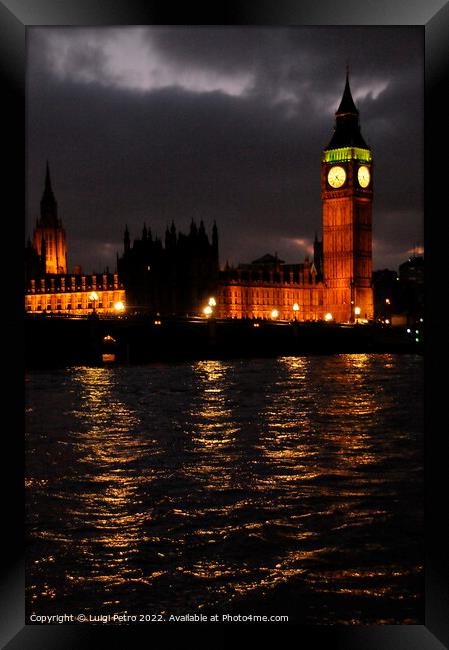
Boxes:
[26,26,424,274]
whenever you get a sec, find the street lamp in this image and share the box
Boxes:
[354,306,361,324]
[271,309,279,320]
[208,297,216,307]
[292,303,299,321]
[89,291,99,313]
[203,305,213,317]
[114,301,125,313]
[324,312,333,322]
[384,298,391,324]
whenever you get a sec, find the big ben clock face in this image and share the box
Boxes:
[327,165,346,188]
[357,165,371,188]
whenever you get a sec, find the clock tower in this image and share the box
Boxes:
[321,73,374,322]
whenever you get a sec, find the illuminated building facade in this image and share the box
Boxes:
[321,73,374,322]
[215,73,374,322]
[25,272,125,316]
[32,162,68,274]
[25,165,125,316]
[217,247,324,321]
[26,74,374,322]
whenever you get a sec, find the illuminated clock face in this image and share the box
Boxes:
[327,165,346,188]
[357,165,371,188]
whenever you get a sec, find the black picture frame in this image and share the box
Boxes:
[3,1,448,648]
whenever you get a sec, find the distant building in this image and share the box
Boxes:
[31,162,68,274]
[372,268,398,321]
[373,257,424,325]
[217,247,323,320]
[397,255,424,323]
[117,220,219,315]
[399,255,424,285]
[25,164,125,316]
[25,272,125,316]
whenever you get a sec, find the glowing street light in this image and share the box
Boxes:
[271,309,279,319]
[208,297,216,307]
[354,306,361,324]
[114,301,125,313]
[203,305,213,317]
[324,312,333,322]
[89,291,99,313]
[292,303,299,321]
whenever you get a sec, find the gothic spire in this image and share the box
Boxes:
[40,161,59,226]
[326,72,369,150]
[336,69,358,116]
[124,225,130,253]
[189,219,198,237]
[44,160,53,193]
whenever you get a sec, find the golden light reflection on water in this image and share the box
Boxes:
[26,356,423,621]
[62,367,152,591]
[307,355,395,470]
[190,360,238,449]
[255,357,318,482]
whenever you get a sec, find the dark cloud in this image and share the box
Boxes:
[26,26,423,273]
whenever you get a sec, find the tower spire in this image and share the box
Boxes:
[325,70,369,150]
[336,70,358,117]
[124,225,130,253]
[40,161,58,226]
[45,160,52,193]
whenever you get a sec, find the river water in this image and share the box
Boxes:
[25,354,424,624]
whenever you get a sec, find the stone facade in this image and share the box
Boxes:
[25,272,125,316]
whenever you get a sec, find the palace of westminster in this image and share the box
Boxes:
[25,75,422,324]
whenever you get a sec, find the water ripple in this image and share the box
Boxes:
[26,354,423,623]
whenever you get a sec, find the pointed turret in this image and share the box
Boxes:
[44,161,52,190]
[189,219,198,237]
[336,71,358,116]
[165,224,171,249]
[40,234,46,262]
[326,71,369,150]
[313,232,323,280]
[212,221,218,250]
[32,162,67,274]
[39,161,59,227]
[124,225,130,253]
